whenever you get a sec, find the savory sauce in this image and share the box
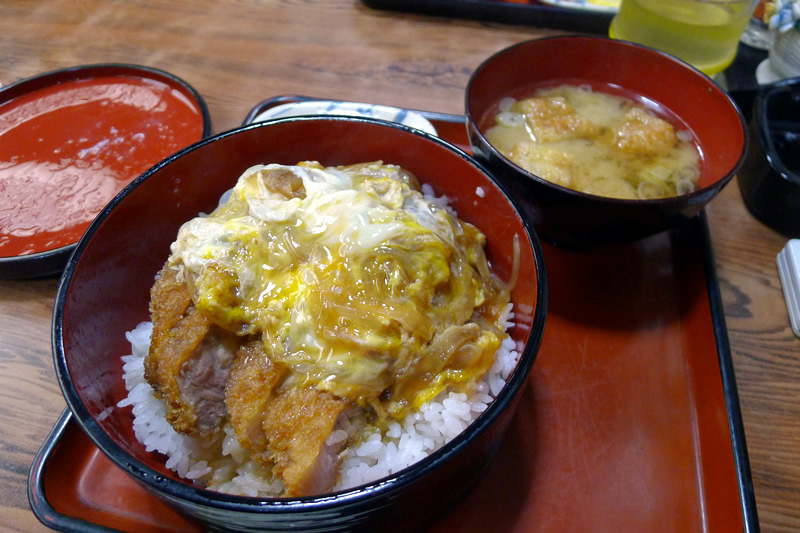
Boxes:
[0,75,205,257]
[484,84,702,200]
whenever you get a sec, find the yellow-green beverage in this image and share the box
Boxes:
[609,0,758,76]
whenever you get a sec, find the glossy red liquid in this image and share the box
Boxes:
[0,75,204,257]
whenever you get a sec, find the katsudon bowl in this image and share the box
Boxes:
[52,116,548,532]
[466,36,748,247]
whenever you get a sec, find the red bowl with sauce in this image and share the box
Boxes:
[466,36,748,247]
[0,64,211,279]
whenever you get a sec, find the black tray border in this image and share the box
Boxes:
[28,409,119,533]
[29,97,759,533]
[696,211,760,533]
[362,0,614,34]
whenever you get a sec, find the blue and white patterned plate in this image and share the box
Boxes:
[251,100,438,136]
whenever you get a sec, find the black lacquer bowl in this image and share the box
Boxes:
[738,77,800,237]
[466,36,748,248]
[52,116,548,532]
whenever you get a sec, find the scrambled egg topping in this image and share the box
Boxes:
[169,161,510,417]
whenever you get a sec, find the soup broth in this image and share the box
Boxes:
[484,84,702,200]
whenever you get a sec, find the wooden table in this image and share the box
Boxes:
[0,2,797,531]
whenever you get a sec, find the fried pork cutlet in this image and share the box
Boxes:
[226,340,352,496]
[145,265,238,439]
[225,340,289,460]
[262,386,351,497]
[149,268,352,496]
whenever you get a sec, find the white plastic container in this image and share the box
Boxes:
[777,239,800,338]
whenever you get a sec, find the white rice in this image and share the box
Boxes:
[117,312,520,497]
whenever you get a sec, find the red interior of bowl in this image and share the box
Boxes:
[58,117,542,482]
[467,36,746,190]
[0,64,208,259]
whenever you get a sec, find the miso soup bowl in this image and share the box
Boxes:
[52,117,548,532]
[466,36,748,247]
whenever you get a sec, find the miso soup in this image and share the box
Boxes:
[484,84,701,200]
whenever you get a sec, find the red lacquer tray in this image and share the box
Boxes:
[28,98,759,532]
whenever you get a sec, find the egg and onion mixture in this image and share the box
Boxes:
[168,161,512,419]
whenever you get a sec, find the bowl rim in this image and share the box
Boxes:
[0,62,212,280]
[465,34,749,205]
[52,115,549,513]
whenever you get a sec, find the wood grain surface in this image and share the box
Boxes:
[0,1,797,532]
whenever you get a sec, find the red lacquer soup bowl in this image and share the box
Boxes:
[53,117,548,532]
[466,36,748,247]
[0,63,210,279]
